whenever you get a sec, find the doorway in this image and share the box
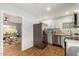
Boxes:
[3,13,22,56]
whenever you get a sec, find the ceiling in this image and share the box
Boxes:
[10,3,77,19]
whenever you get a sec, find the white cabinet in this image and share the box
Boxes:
[47,31,52,44]
[61,36,65,48]
[47,29,53,44]
[65,39,79,56]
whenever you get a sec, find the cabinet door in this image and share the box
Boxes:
[53,35,61,45]
[53,35,58,45]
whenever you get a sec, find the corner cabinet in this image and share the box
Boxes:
[33,23,48,49]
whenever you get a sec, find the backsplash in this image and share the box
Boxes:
[62,28,79,35]
[72,28,79,34]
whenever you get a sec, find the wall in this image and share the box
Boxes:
[0,11,1,55]
[52,15,73,28]
[42,20,55,28]
[0,4,39,51]
[0,11,3,55]
[43,15,74,29]
[45,15,79,33]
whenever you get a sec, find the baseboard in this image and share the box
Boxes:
[53,44,62,47]
[22,44,33,51]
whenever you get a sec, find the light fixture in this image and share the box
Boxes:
[65,11,69,15]
[74,9,78,13]
[4,17,8,23]
[4,17,8,21]
[46,7,51,11]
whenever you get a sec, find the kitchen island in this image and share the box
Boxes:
[64,36,79,56]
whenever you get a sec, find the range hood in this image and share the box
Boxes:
[74,13,79,28]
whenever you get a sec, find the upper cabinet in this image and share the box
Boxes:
[63,22,74,29]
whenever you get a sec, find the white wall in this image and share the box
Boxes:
[42,15,73,29]
[0,11,3,55]
[42,19,55,28]
[0,4,39,52]
[52,15,73,28]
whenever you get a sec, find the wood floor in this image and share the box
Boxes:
[4,42,65,56]
[4,42,22,56]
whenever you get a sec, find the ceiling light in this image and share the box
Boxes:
[65,11,69,15]
[46,7,51,11]
[74,9,78,13]
[4,17,8,21]
[4,17,8,23]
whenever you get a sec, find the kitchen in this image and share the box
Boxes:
[42,12,79,56]
[0,3,79,56]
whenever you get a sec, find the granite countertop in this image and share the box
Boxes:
[65,36,79,40]
[65,39,79,42]
[65,36,79,43]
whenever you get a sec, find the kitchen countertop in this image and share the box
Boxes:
[64,34,79,56]
[65,36,79,43]
[65,39,79,43]
[65,37,79,56]
[53,34,65,35]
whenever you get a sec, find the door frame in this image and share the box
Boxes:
[2,11,23,52]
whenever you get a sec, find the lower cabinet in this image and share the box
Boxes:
[52,35,62,46]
